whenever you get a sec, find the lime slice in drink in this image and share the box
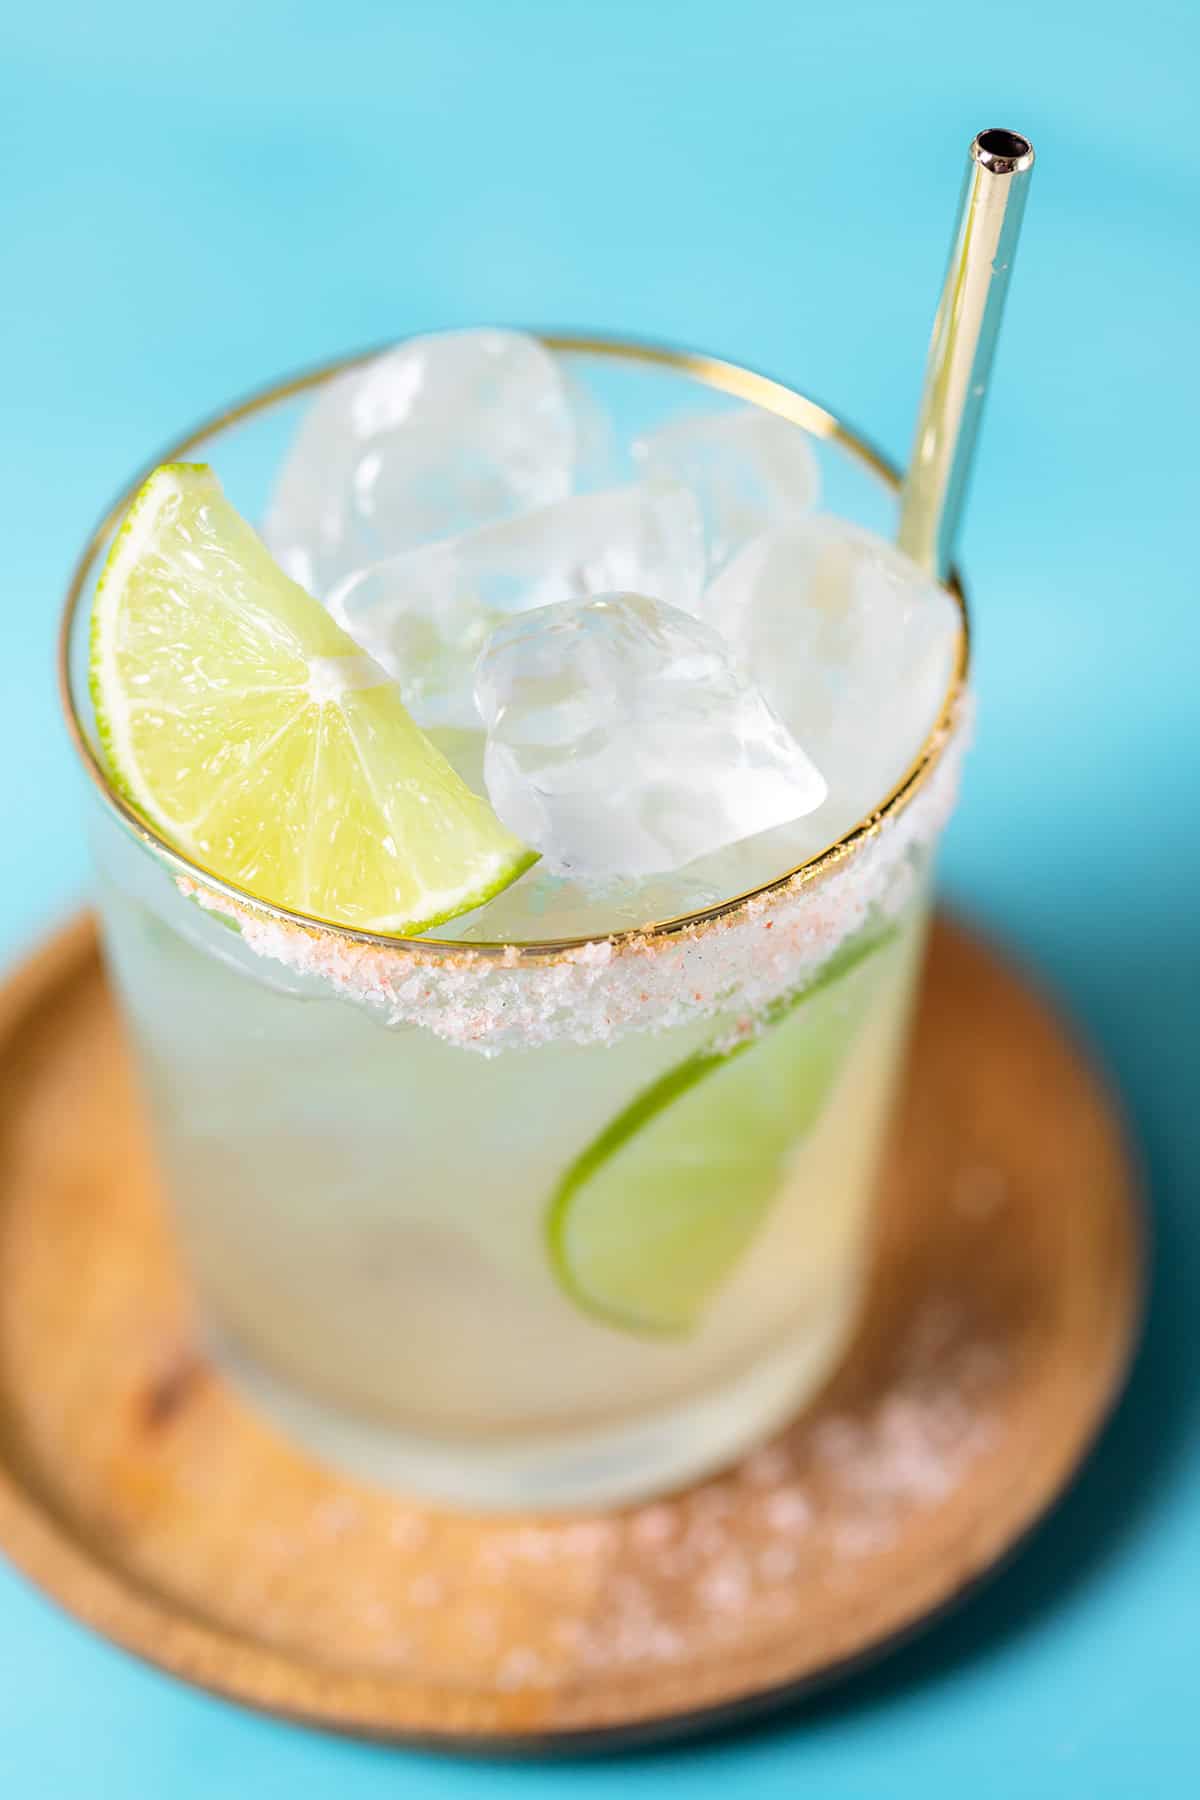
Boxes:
[547,926,895,1336]
[90,464,537,933]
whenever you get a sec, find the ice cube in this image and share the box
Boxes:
[474,592,826,878]
[633,407,820,572]
[263,330,605,595]
[705,516,961,821]
[326,480,704,727]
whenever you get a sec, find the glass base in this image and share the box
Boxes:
[208,1294,861,1513]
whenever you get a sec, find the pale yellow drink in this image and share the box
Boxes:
[93,811,931,1507]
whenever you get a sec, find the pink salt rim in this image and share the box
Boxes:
[179,705,969,1056]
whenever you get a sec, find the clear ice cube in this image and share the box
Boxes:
[633,406,820,572]
[326,480,704,727]
[263,329,604,596]
[474,592,826,878]
[705,516,962,822]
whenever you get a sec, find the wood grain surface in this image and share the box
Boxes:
[0,914,1142,1749]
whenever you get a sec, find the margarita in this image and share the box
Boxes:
[68,334,966,1509]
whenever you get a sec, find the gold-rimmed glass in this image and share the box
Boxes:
[59,336,970,1511]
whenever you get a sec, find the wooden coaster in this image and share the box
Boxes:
[0,914,1141,1750]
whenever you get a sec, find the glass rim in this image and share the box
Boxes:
[57,331,971,965]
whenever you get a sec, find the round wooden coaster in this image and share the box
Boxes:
[0,914,1141,1750]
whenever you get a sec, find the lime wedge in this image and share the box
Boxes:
[90,464,537,933]
[546,925,896,1336]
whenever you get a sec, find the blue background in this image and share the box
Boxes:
[2,2,1197,1792]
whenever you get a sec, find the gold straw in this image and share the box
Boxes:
[898,129,1036,579]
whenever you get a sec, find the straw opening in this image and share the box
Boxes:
[973,129,1034,173]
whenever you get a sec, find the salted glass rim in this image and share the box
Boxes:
[57,332,971,965]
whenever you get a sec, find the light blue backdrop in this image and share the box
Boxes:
[2,2,1197,1793]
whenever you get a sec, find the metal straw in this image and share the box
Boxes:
[898,129,1036,579]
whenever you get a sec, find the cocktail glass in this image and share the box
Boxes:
[59,338,968,1510]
